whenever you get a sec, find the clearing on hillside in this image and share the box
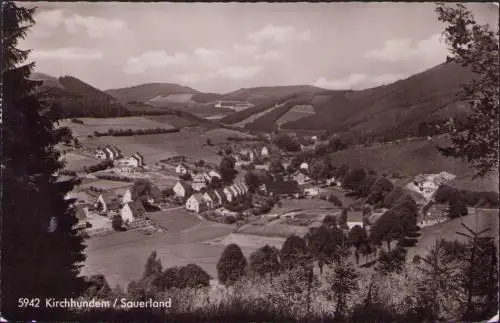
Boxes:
[60,117,176,138]
[276,104,315,126]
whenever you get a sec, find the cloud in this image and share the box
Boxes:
[216,66,262,80]
[248,24,311,43]
[30,48,104,60]
[32,9,128,39]
[176,73,202,83]
[364,33,448,62]
[255,50,283,61]
[193,47,226,68]
[233,44,259,56]
[123,51,188,74]
[314,73,405,89]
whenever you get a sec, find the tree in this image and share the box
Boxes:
[448,191,468,218]
[327,241,358,321]
[322,214,338,228]
[244,171,261,192]
[327,138,348,152]
[142,251,163,281]
[343,168,367,194]
[177,264,211,289]
[369,210,404,252]
[305,225,344,273]
[269,155,285,175]
[272,133,301,152]
[2,3,87,319]
[328,194,343,207]
[111,214,123,231]
[216,243,247,285]
[280,235,310,270]
[348,225,369,265]
[206,138,212,146]
[338,208,349,230]
[83,274,112,299]
[376,246,407,274]
[248,245,281,279]
[220,156,237,184]
[435,3,499,178]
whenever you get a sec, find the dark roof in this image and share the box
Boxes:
[177,180,192,191]
[215,188,227,202]
[190,193,205,203]
[267,180,300,194]
[126,200,146,218]
[205,191,218,201]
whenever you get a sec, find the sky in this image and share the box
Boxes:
[19,2,499,93]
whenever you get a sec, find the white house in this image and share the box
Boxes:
[293,172,311,186]
[214,188,226,205]
[192,173,208,191]
[300,162,309,170]
[304,187,320,197]
[175,163,189,174]
[95,148,109,160]
[229,185,240,197]
[326,176,337,186]
[96,192,121,214]
[346,222,364,230]
[223,187,235,202]
[121,200,146,223]
[186,193,207,213]
[124,153,144,168]
[311,136,319,141]
[201,172,212,183]
[121,189,133,204]
[203,191,219,209]
[208,170,221,180]
[173,180,192,198]
[103,146,122,161]
[261,146,269,157]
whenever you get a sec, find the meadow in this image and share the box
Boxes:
[60,117,176,138]
[276,104,315,127]
[61,152,100,172]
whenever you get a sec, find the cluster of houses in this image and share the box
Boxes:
[408,171,456,199]
[185,181,250,213]
[95,146,145,169]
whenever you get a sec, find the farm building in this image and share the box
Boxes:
[123,153,144,168]
[113,188,133,204]
[214,188,227,205]
[192,173,208,191]
[96,192,121,214]
[261,146,269,157]
[304,186,320,197]
[299,162,309,170]
[293,171,312,186]
[173,180,192,198]
[208,170,221,180]
[223,187,236,202]
[265,180,301,198]
[95,146,122,161]
[186,193,207,213]
[203,191,220,209]
[121,200,146,223]
[176,163,189,174]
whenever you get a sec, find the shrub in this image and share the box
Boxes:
[216,244,247,285]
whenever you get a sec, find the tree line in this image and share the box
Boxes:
[93,127,180,137]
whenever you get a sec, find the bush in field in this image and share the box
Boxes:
[179,173,192,181]
[111,214,123,231]
[280,235,310,270]
[217,244,248,285]
[328,194,343,207]
[248,245,281,279]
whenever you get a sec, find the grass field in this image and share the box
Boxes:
[407,209,499,261]
[62,152,100,172]
[82,130,223,165]
[276,105,315,126]
[79,180,132,191]
[145,114,199,128]
[60,117,176,138]
[234,104,279,127]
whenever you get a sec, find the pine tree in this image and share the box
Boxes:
[1,2,87,319]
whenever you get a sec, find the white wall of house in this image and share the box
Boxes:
[347,222,364,230]
[300,162,309,170]
[126,157,140,168]
[97,195,108,213]
[176,165,188,174]
[122,190,132,204]
[192,182,207,191]
[96,150,107,159]
[186,196,202,213]
[223,188,233,202]
[121,204,135,222]
[173,182,187,197]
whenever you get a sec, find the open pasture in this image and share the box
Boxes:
[60,117,176,138]
[62,152,100,172]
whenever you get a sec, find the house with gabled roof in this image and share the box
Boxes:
[104,146,122,161]
[176,163,189,174]
[192,173,208,191]
[186,193,207,213]
[261,146,270,157]
[173,180,192,198]
[121,200,146,223]
[223,187,235,202]
[293,171,312,186]
[124,152,144,168]
[208,170,221,180]
[229,185,240,197]
[214,188,227,205]
[95,147,110,160]
[96,192,122,213]
[203,191,219,209]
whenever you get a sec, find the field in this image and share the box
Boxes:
[234,103,279,127]
[82,212,246,287]
[276,105,315,126]
[60,117,176,138]
[79,179,133,191]
[407,209,499,261]
[61,152,100,172]
[149,93,194,104]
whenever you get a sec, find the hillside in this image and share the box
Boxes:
[105,83,200,103]
[329,135,498,192]
[222,85,327,104]
[281,62,474,141]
